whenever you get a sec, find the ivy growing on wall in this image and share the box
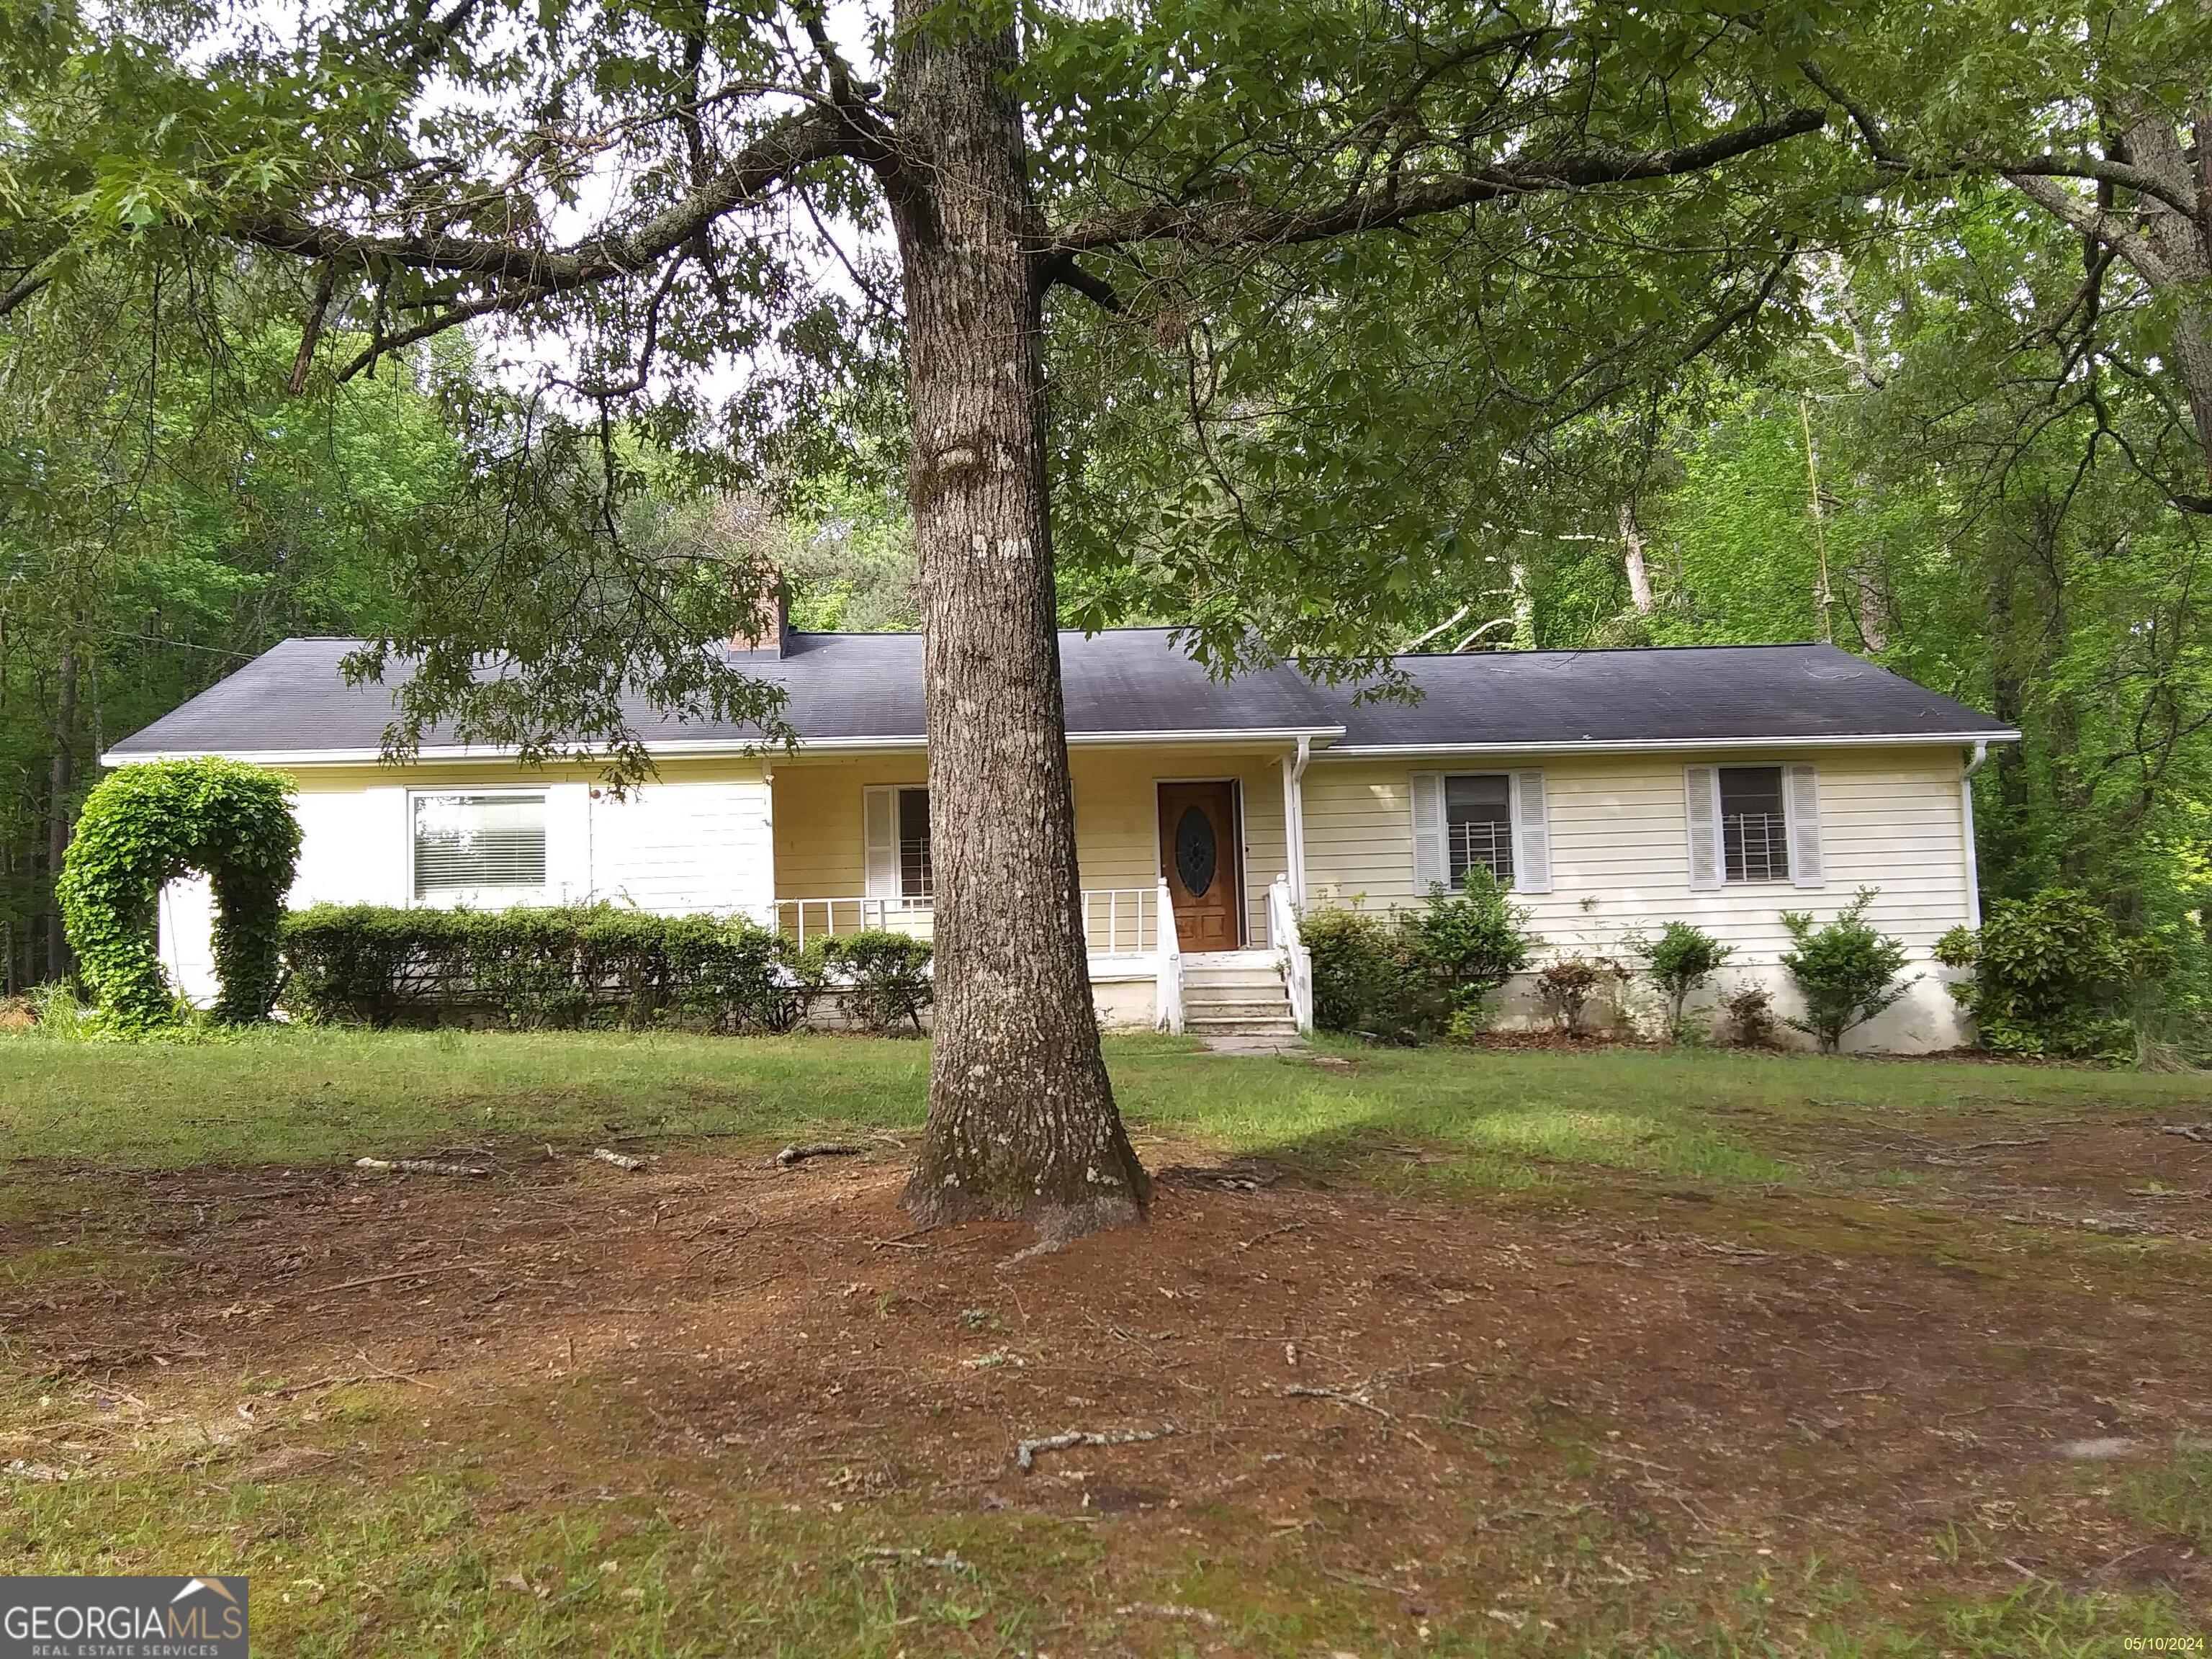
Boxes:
[58,760,301,1031]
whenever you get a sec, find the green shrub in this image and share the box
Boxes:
[1633,921,1734,1041]
[1306,870,1536,1041]
[58,759,301,1032]
[816,931,934,1034]
[1408,867,1536,1034]
[1303,907,1450,1040]
[1779,888,1914,1054]
[1937,887,2141,1060]
[281,904,805,1033]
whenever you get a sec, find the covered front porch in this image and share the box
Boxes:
[760,745,1314,1033]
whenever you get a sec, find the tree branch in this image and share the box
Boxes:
[336,285,545,382]
[2003,171,2180,287]
[1039,253,1125,314]
[1046,109,1829,255]
[236,103,852,296]
[1998,154,2200,220]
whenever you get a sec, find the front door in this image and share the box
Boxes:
[1158,781,1243,953]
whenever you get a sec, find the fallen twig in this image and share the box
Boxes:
[775,1143,866,1168]
[1696,1240,1774,1259]
[266,1372,369,1398]
[871,1227,936,1251]
[356,1351,444,1393]
[1318,1565,1416,1596]
[1112,1603,1225,1627]
[306,1263,480,1295]
[1015,1424,1176,1473]
[1236,1223,1306,1252]
[856,1547,973,1573]
[354,1156,488,1178]
[592,1147,649,1172]
[2160,1123,2212,1143]
[1282,1384,1395,1421]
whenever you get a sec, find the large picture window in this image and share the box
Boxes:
[1444,773,1514,886]
[413,793,547,900]
[1718,765,1789,883]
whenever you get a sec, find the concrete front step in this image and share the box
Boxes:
[1182,970,1289,991]
[1185,999,1292,1026]
[1187,1017,1303,1036]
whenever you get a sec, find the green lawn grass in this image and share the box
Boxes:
[5,1028,2210,1655]
[4,1025,2204,1187]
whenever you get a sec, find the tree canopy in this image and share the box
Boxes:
[2,0,2209,1213]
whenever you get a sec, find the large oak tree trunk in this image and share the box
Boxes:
[2120,114,2212,499]
[887,4,1149,1242]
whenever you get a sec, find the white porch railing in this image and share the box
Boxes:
[1267,873,1314,1034]
[770,889,1162,957]
[770,896,932,950]
[1154,876,1183,1034]
[1081,886,1159,956]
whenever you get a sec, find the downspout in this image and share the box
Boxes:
[1282,734,1312,907]
[1960,741,1986,930]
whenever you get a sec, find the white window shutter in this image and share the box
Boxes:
[1510,769,1552,893]
[1786,763,1825,888]
[863,786,900,899]
[1409,771,1447,893]
[1684,765,1722,891]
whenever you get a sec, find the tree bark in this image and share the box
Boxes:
[45,641,77,982]
[1617,501,1653,614]
[2130,114,2212,499]
[2008,109,2212,502]
[888,4,1148,1243]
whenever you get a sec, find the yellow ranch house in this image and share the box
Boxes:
[109,624,2015,1051]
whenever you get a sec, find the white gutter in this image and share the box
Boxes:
[1281,734,1312,906]
[1961,739,1988,930]
[108,727,2022,770]
[102,724,1349,768]
[1319,730,2020,758]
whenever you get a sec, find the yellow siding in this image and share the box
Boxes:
[770,754,930,903]
[771,745,1294,945]
[1303,747,1974,962]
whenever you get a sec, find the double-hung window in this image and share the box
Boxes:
[896,787,932,901]
[864,785,932,905]
[413,792,547,902]
[1410,769,1552,894]
[1718,765,1789,883]
[1685,763,1824,891]
[1444,774,1514,886]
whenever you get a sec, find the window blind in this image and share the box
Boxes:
[413,793,547,898]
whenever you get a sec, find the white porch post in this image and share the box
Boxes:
[1280,735,1312,907]
[758,758,779,930]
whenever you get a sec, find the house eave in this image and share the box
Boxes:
[101,724,1351,769]
[1319,730,2020,759]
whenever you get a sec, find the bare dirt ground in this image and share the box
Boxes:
[6,1112,2210,1650]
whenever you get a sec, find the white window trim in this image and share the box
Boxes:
[1413,769,1551,894]
[407,786,550,907]
[863,783,932,909]
[1688,763,1825,890]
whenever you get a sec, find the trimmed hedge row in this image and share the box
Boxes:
[279,904,932,1035]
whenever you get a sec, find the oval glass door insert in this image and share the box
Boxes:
[1174,806,1217,897]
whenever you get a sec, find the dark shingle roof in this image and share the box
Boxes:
[104,632,2011,763]
[1332,644,2010,749]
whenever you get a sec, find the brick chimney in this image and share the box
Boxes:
[732,575,792,657]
